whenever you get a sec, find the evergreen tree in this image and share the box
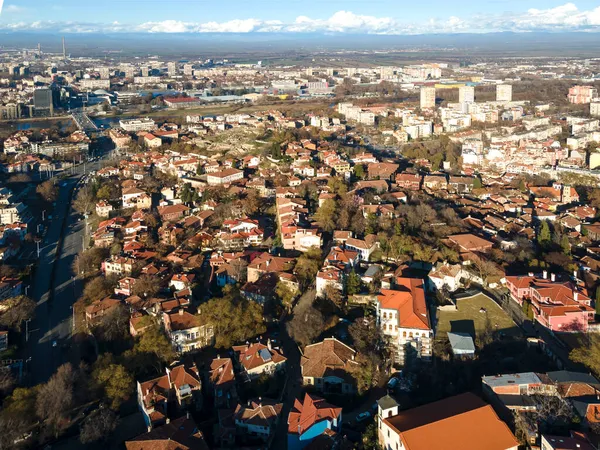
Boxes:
[537,221,552,247]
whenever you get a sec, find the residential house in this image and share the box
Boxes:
[206,168,244,186]
[163,309,215,353]
[232,399,283,443]
[345,234,379,261]
[301,338,358,394]
[247,253,295,283]
[208,357,238,408]
[125,416,208,450]
[368,162,399,180]
[137,363,202,428]
[158,204,190,222]
[505,274,594,332]
[395,173,421,191]
[287,393,342,450]
[96,201,113,218]
[232,341,287,380]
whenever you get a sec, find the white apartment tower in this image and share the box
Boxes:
[167,62,177,76]
[496,84,513,102]
[420,86,436,109]
[459,85,475,104]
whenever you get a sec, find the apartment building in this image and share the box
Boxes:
[568,85,598,104]
[420,86,436,109]
[496,84,513,102]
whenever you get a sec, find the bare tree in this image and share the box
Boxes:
[36,363,79,437]
[80,408,118,444]
[0,296,36,331]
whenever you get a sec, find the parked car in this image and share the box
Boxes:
[387,377,399,390]
[356,411,372,423]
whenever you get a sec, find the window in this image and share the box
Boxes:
[383,312,387,319]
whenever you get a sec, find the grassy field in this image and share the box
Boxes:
[435,293,521,340]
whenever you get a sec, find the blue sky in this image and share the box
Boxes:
[1,0,600,33]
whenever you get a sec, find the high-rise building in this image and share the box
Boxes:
[167,62,177,76]
[141,66,150,77]
[568,85,598,104]
[591,101,600,117]
[496,84,512,103]
[183,64,194,76]
[34,87,54,117]
[420,86,436,109]
[99,67,111,79]
[459,85,475,104]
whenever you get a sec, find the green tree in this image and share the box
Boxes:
[537,220,552,247]
[204,288,266,348]
[473,177,483,189]
[560,234,571,255]
[327,176,348,195]
[354,164,366,180]
[276,281,298,313]
[93,362,134,410]
[361,422,383,450]
[365,213,379,235]
[346,270,362,296]
[295,247,322,289]
[314,199,337,233]
[135,325,176,371]
[570,334,600,378]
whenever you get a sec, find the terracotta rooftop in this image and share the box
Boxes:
[384,392,518,450]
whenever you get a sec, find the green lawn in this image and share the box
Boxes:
[435,293,521,340]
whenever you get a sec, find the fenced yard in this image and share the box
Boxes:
[435,292,521,340]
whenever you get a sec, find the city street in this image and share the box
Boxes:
[25,160,105,385]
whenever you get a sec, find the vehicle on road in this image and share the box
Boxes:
[387,377,399,390]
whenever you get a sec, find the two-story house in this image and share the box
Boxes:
[137,363,202,429]
[287,393,342,450]
[163,308,215,353]
[232,341,287,381]
[301,338,358,394]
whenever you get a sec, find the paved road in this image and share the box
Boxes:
[25,160,105,385]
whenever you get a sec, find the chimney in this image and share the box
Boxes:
[267,338,272,350]
[186,411,190,420]
[166,418,170,424]
[551,273,556,282]
[574,270,578,280]
[179,308,184,315]
[543,270,548,279]
[574,292,579,301]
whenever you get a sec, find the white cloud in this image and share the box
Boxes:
[3,4,24,13]
[3,4,600,34]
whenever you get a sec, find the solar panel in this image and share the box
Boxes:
[259,348,272,362]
